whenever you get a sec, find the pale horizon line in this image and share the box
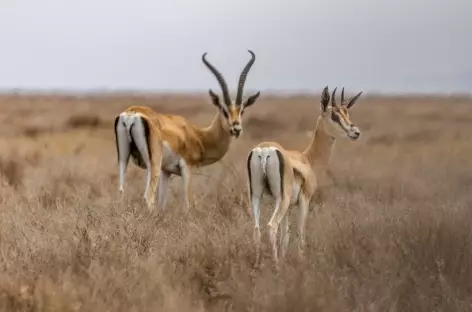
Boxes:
[0,87,471,98]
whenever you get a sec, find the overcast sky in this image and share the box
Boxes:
[0,0,470,94]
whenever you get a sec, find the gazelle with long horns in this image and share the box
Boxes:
[246,86,363,268]
[115,50,261,212]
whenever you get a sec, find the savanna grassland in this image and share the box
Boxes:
[0,92,471,312]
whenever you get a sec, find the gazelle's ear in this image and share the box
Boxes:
[208,89,221,108]
[242,91,261,109]
[321,86,330,112]
[345,91,363,109]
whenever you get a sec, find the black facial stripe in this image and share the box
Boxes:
[331,112,350,134]
[221,108,229,119]
[331,112,343,126]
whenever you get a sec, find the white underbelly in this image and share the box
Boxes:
[161,141,184,175]
[290,181,301,204]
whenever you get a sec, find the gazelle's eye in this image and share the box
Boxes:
[222,110,228,119]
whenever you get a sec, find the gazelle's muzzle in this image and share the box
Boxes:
[347,125,361,140]
[229,122,242,138]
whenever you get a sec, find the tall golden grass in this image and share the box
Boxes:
[0,92,471,311]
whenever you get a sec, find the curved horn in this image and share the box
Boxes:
[235,50,256,105]
[331,87,338,106]
[341,87,345,103]
[202,52,231,105]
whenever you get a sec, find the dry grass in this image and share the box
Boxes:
[0,92,471,311]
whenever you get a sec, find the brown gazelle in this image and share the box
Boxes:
[115,50,261,212]
[246,86,363,268]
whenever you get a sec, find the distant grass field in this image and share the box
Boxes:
[0,92,471,312]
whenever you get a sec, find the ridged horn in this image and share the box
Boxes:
[235,50,256,105]
[202,52,231,105]
[331,87,338,106]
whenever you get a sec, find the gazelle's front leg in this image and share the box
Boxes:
[157,170,171,211]
[146,156,163,211]
[180,160,193,213]
[279,213,290,262]
[145,140,163,212]
[296,193,309,257]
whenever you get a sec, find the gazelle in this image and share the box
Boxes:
[115,50,261,212]
[246,86,363,268]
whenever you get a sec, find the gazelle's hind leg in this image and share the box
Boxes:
[114,116,131,194]
[129,119,152,199]
[247,149,265,268]
[129,116,163,211]
[263,148,291,269]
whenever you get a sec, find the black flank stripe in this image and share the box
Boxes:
[275,149,285,199]
[247,151,254,197]
[114,116,120,163]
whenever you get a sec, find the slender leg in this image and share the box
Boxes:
[180,160,192,213]
[248,150,265,268]
[297,194,309,257]
[267,197,291,269]
[279,213,290,262]
[115,117,131,194]
[267,198,281,268]
[264,149,291,269]
[129,119,161,211]
[119,152,131,194]
[157,170,171,211]
[251,194,262,267]
[147,157,162,211]
[143,164,152,200]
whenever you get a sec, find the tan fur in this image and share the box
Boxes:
[247,86,363,268]
[116,51,261,212]
[124,105,228,167]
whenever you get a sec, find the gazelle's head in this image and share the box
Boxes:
[202,50,261,138]
[319,86,363,141]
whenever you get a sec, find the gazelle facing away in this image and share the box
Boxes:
[115,50,261,212]
[246,86,363,268]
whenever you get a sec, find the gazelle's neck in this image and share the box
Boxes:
[199,112,233,166]
[302,117,336,175]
